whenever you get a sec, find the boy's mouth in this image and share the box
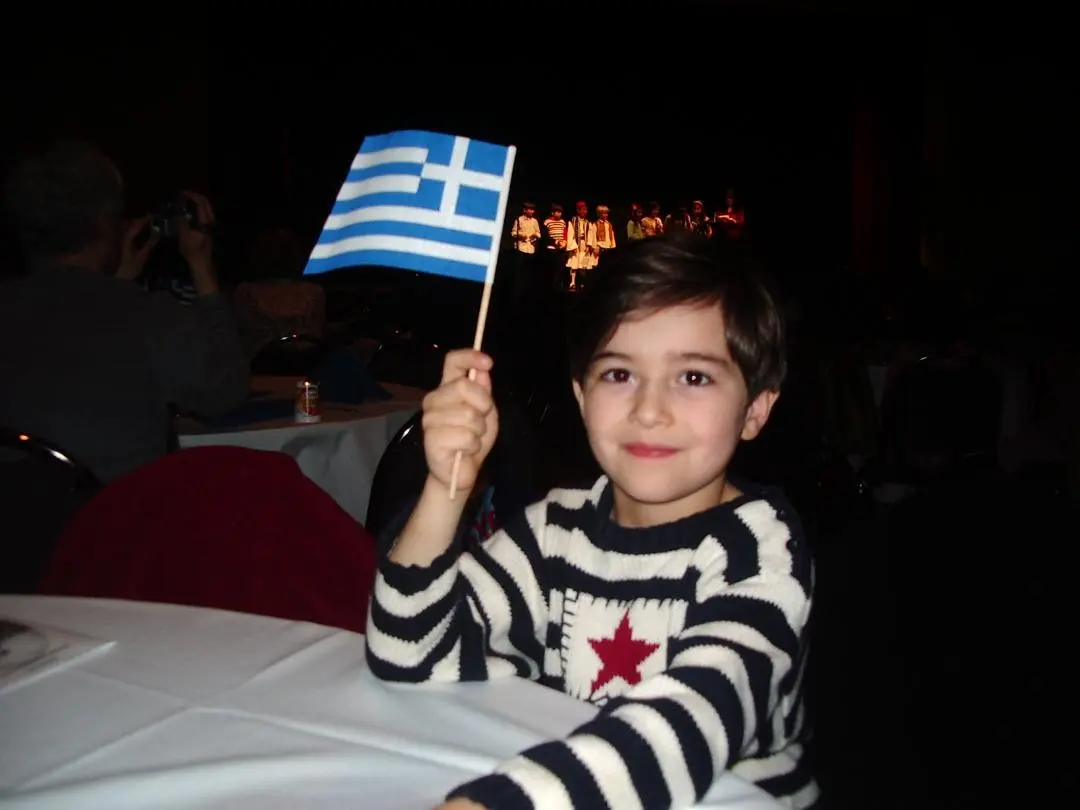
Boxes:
[624,443,678,459]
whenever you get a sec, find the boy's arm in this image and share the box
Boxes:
[365,490,550,684]
[447,501,812,810]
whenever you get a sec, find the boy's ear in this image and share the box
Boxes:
[741,388,779,441]
[572,377,585,417]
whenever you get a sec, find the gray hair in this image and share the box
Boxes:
[3,139,124,258]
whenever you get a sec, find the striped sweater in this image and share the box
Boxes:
[366,477,817,810]
[544,217,567,248]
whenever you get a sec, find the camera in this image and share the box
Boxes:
[151,197,197,238]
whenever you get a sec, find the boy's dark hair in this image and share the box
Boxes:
[567,234,786,400]
[2,138,124,259]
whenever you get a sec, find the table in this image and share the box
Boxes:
[178,377,423,524]
[0,596,784,810]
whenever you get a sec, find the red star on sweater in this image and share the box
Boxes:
[588,610,660,696]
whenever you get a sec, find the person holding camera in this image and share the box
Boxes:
[0,139,249,483]
[116,191,216,304]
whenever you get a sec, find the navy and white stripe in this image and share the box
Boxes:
[366,477,817,810]
[303,130,516,282]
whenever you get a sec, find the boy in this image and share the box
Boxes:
[566,200,597,290]
[366,236,817,810]
[715,188,746,241]
[510,201,542,256]
[641,200,665,237]
[627,202,645,242]
[542,202,568,291]
[689,199,713,238]
[507,201,542,318]
[594,203,617,258]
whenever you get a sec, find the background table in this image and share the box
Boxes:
[0,596,784,810]
[178,377,422,523]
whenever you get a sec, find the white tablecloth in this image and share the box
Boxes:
[0,596,783,810]
[179,379,422,524]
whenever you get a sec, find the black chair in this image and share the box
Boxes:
[365,396,540,547]
[250,333,329,377]
[366,335,447,391]
[875,355,1003,489]
[365,412,426,540]
[0,428,100,593]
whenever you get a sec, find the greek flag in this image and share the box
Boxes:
[303,130,517,283]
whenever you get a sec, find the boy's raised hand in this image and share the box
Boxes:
[422,349,499,495]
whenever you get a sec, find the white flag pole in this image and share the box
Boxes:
[448,144,518,501]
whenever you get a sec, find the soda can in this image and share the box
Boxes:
[294,380,321,424]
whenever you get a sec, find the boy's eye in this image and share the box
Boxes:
[680,370,713,386]
[599,368,632,383]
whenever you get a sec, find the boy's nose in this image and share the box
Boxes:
[629,382,672,427]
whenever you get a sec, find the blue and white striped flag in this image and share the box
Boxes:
[303,130,517,284]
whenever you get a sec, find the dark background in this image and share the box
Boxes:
[5,1,1074,321]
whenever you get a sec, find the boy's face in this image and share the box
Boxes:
[573,303,778,526]
[524,206,535,217]
[551,210,562,220]
[576,204,588,218]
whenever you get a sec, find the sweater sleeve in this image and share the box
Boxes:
[448,501,812,810]
[365,499,551,683]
